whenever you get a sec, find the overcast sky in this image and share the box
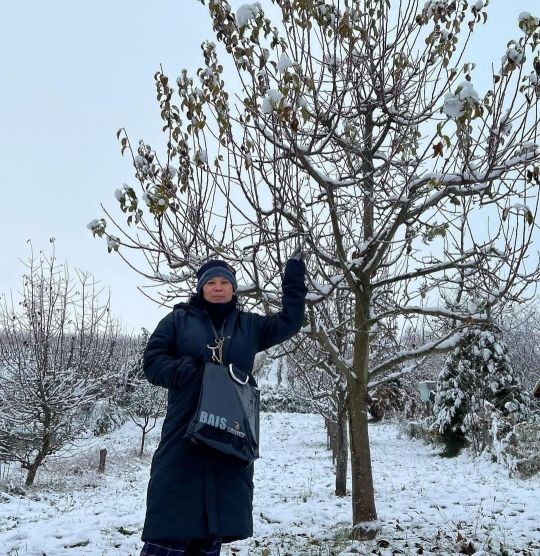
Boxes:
[0,0,535,332]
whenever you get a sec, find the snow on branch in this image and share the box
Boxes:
[368,362,421,390]
[304,311,354,380]
[372,257,478,289]
[409,145,540,196]
[371,305,490,325]
[369,332,464,380]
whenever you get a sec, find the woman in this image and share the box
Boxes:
[140,254,307,556]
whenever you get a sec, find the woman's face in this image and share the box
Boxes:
[202,277,234,303]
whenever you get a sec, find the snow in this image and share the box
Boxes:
[195,149,208,164]
[153,271,181,283]
[134,155,147,169]
[457,81,479,102]
[329,273,345,285]
[165,165,177,178]
[518,11,539,27]
[443,81,480,118]
[236,3,261,29]
[277,53,293,74]
[106,236,119,250]
[86,218,105,232]
[311,281,333,295]
[494,109,513,137]
[141,191,152,207]
[1,415,540,555]
[504,46,525,66]
[262,89,284,114]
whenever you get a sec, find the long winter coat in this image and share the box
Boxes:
[142,259,307,543]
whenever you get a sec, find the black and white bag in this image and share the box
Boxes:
[185,313,260,465]
[186,361,260,465]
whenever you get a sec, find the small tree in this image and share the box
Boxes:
[118,329,167,456]
[0,247,121,486]
[432,326,530,456]
[284,288,352,496]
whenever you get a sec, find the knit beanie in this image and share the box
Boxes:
[196,260,237,293]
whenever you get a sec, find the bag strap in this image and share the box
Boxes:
[203,310,238,365]
[228,364,249,385]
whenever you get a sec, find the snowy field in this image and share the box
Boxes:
[1,413,539,556]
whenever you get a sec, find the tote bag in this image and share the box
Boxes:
[186,362,260,465]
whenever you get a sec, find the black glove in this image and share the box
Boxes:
[290,246,308,262]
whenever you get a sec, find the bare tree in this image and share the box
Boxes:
[117,328,167,457]
[0,247,121,486]
[252,351,271,381]
[283,287,353,496]
[500,304,540,395]
[90,0,540,538]
[287,351,349,496]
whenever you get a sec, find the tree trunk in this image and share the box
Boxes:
[325,418,331,451]
[139,429,146,457]
[335,403,348,497]
[25,460,40,486]
[25,415,52,486]
[347,383,377,539]
[326,418,337,463]
[25,447,48,486]
[347,293,378,539]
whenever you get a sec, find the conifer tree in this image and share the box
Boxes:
[433,326,530,456]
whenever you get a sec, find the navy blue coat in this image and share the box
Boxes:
[142,259,306,542]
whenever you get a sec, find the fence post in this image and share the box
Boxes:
[98,448,107,473]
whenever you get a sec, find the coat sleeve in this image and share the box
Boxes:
[143,311,202,390]
[256,258,307,352]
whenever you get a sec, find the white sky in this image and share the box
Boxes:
[0,0,535,332]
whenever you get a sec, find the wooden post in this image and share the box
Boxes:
[98,448,107,473]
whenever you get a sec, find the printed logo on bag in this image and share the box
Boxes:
[198,411,227,430]
[198,411,246,439]
[227,425,246,439]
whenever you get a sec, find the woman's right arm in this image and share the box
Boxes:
[143,312,202,390]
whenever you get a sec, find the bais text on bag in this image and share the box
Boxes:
[186,362,260,465]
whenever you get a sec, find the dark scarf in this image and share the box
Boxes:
[192,295,237,332]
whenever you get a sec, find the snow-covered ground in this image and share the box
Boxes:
[0,413,539,555]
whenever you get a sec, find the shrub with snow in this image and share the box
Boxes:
[88,399,128,437]
[432,326,530,457]
[369,381,419,421]
[488,409,540,477]
[260,385,315,414]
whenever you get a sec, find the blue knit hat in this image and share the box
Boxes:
[196,260,237,293]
